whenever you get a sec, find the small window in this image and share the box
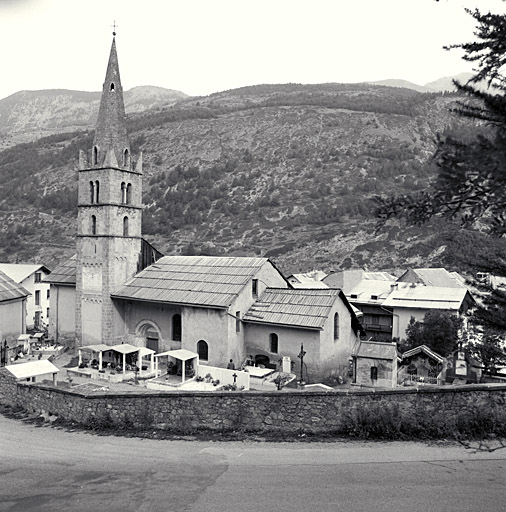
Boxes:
[172,314,182,342]
[350,294,358,299]
[236,311,241,333]
[91,215,97,235]
[121,182,126,204]
[47,289,50,299]
[90,181,95,203]
[252,279,258,297]
[123,149,130,166]
[371,295,378,300]
[123,216,129,236]
[197,340,208,361]
[35,272,41,283]
[370,367,378,380]
[95,180,100,203]
[126,183,132,204]
[333,312,339,340]
[110,83,115,91]
[270,333,278,353]
[92,146,98,165]
[35,290,40,306]
[46,307,50,319]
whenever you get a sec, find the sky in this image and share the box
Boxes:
[0,0,505,100]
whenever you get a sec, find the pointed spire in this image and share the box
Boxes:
[93,36,129,166]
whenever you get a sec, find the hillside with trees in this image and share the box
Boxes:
[0,81,502,280]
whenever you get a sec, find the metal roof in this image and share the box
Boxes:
[112,256,270,308]
[0,270,30,303]
[401,344,444,363]
[397,268,466,288]
[363,271,397,281]
[243,288,342,329]
[0,263,50,284]
[43,255,76,285]
[5,360,59,379]
[347,279,399,304]
[382,285,470,310]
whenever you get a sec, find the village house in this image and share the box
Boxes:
[323,268,475,343]
[43,35,367,382]
[0,264,51,330]
[0,269,30,343]
[382,284,475,340]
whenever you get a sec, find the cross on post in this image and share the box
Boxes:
[112,20,118,36]
[232,373,237,384]
[297,343,306,384]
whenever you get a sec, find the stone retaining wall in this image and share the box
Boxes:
[1,369,505,433]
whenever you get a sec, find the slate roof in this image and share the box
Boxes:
[112,256,271,308]
[354,340,397,360]
[42,256,76,285]
[382,285,471,310]
[243,288,343,330]
[0,263,50,284]
[0,270,30,303]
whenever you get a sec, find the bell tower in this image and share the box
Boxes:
[75,34,143,346]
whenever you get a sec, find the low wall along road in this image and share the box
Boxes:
[1,368,505,435]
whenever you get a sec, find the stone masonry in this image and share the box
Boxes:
[1,367,505,435]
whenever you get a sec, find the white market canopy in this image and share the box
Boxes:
[154,349,198,361]
[78,343,155,376]
[153,349,198,383]
[5,360,59,380]
[80,344,111,353]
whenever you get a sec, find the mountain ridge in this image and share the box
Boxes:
[0,85,187,149]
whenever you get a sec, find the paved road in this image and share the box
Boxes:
[1,414,505,512]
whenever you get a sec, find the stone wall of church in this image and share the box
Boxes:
[3,375,506,435]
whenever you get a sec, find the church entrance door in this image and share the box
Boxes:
[145,330,159,353]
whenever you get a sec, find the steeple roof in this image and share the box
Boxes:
[93,37,129,161]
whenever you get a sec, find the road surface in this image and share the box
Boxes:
[1,414,505,512]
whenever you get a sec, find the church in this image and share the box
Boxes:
[45,35,364,381]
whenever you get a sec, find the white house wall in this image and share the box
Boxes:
[244,323,321,377]
[320,297,359,378]
[0,299,26,342]
[228,260,288,368]
[181,307,229,367]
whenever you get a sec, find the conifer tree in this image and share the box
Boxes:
[376,8,506,236]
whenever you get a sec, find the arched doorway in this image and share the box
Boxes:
[136,322,161,353]
[197,340,208,361]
